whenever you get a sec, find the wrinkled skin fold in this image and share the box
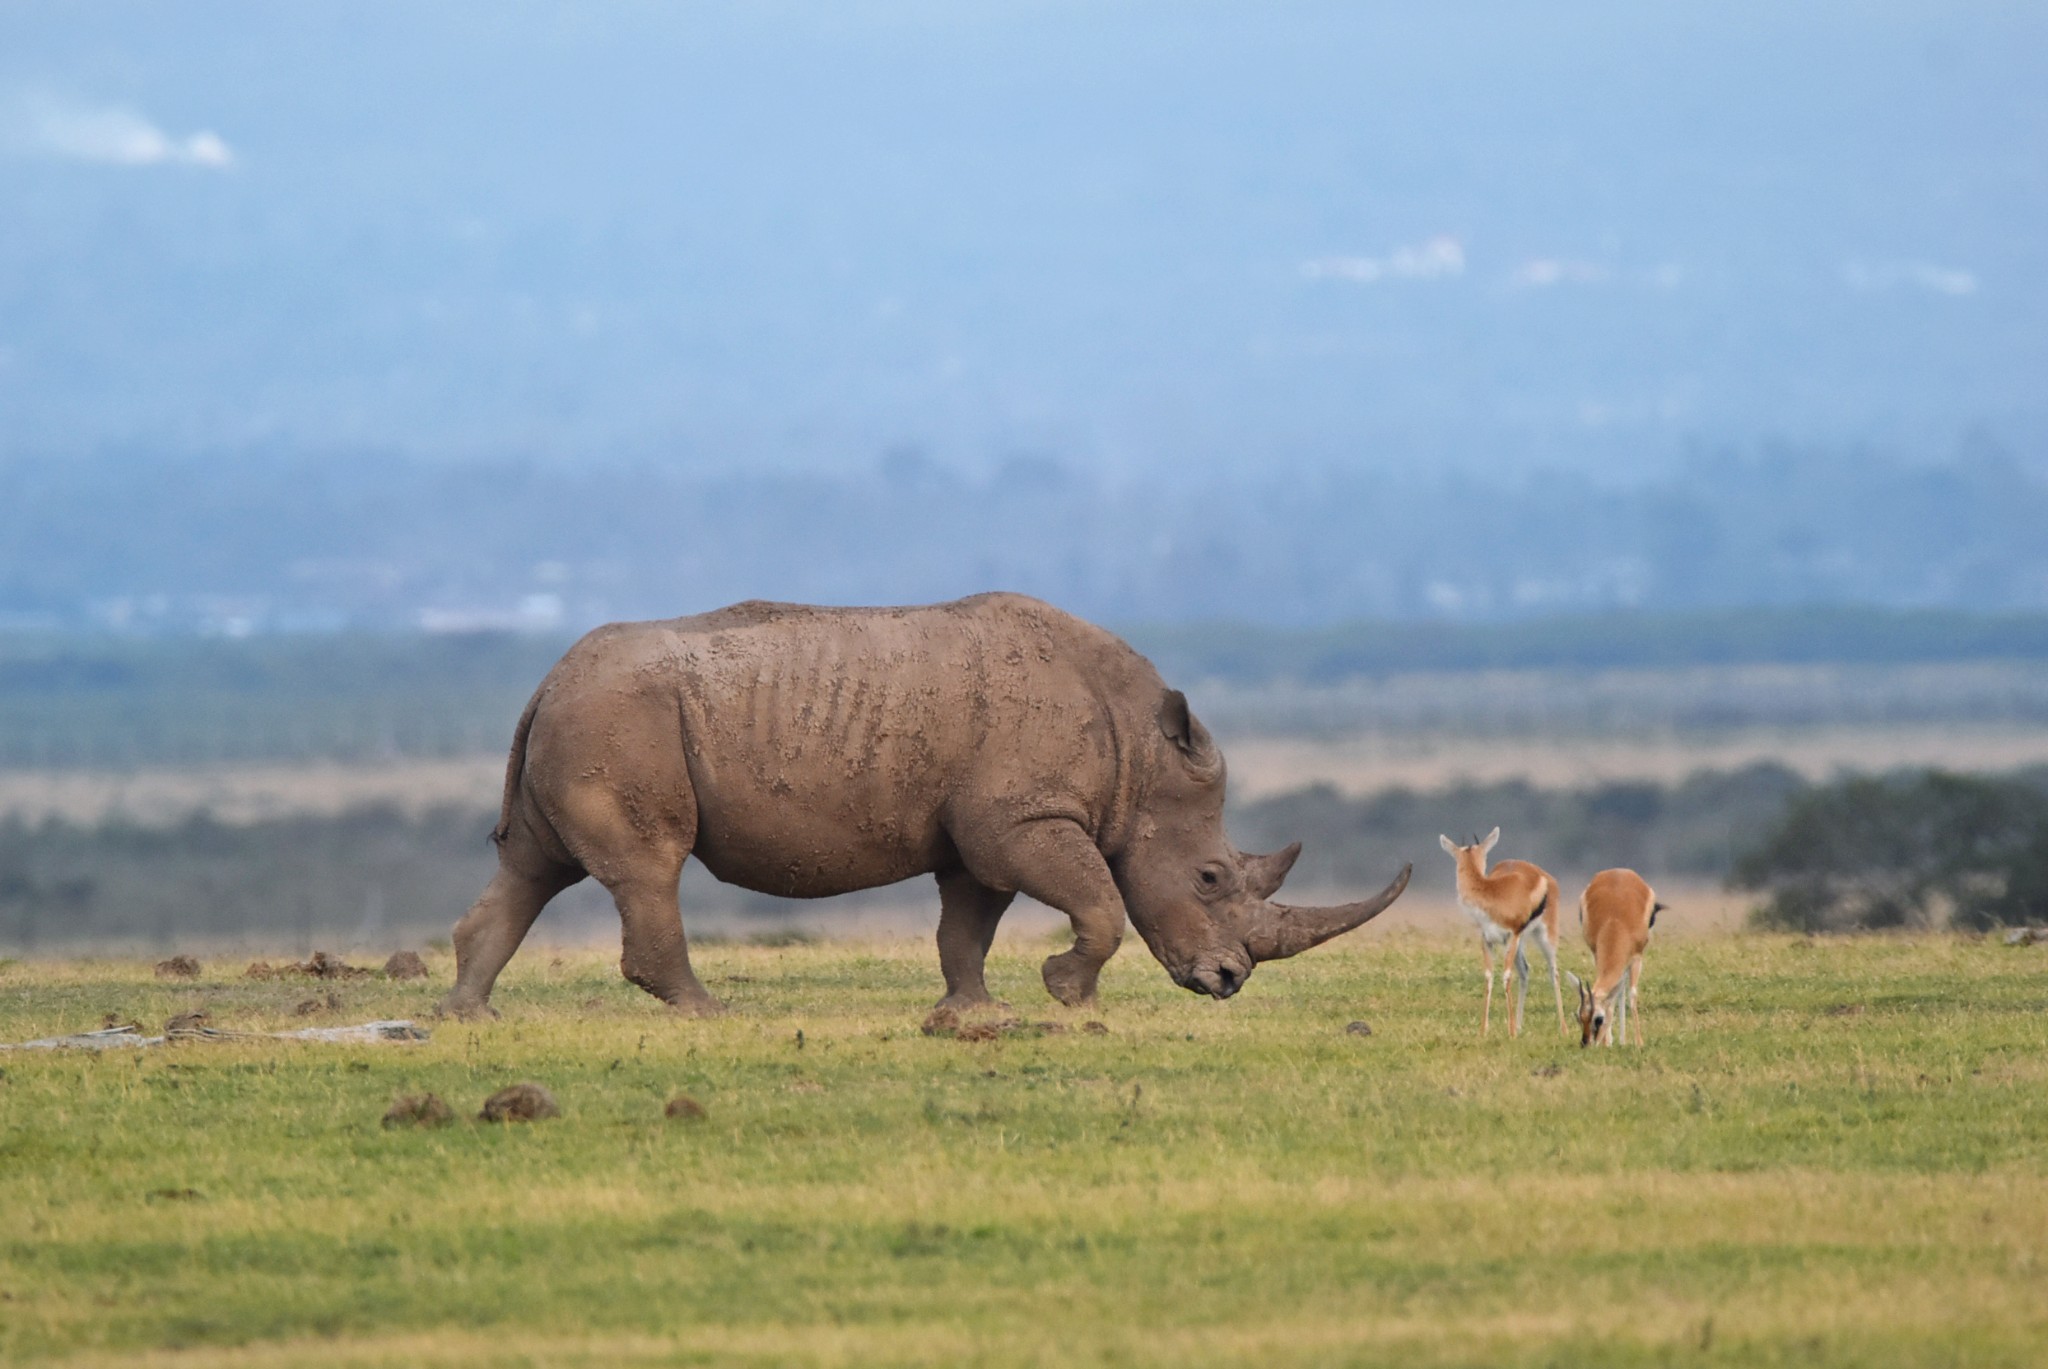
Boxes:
[439,594,1411,1018]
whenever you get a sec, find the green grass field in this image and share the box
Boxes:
[2,932,2045,1367]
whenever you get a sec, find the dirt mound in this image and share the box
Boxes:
[479,1082,559,1122]
[383,951,430,980]
[924,1008,1069,1042]
[246,951,376,981]
[664,1095,708,1121]
[153,956,201,980]
[382,1093,456,1129]
[1345,1020,1373,1036]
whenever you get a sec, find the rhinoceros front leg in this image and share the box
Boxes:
[934,868,1016,1011]
[961,819,1125,1009]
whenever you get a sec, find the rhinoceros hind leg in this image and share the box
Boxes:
[541,763,724,1016]
[934,868,1016,1010]
[598,866,724,1016]
[440,842,582,1019]
[956,819,1125,1009]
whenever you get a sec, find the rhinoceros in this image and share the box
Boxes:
[439,594,1409,1018]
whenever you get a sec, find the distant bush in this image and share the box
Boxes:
[1731,770,2048,932]
[1231,761,1808,895]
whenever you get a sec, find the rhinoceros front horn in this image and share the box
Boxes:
[1244,863,1412,962]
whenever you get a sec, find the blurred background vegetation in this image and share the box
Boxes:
[5,609,2048,949]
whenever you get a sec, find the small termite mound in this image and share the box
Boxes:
[153,956,201,980]
[664,1095,708,1121]
[383,951,430,981]
[382,1093,456,1129]
[479,1082,559,1123]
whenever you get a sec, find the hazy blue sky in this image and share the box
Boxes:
[2,1,2041,478]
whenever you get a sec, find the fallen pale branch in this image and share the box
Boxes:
[0,1020,429,1051]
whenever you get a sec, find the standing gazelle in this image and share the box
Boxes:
[1568,868,1663,1047]
[1438,828,1566,1038]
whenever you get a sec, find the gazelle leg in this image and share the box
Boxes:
[1479,938,1496,1037]
[1627,955,1645,1046]
[1536,923,1567,1038]
[1505,929,1528,1038]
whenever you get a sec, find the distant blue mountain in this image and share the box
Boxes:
[2,443,2043,629]
[1,2,2043,474]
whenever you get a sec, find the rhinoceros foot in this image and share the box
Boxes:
[933,990,1011,1016]
[664,991,729,1019]
[434,993,500,1022]
[1040,950,1102,1008]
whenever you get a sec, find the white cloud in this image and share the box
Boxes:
[1301,236,1464,284]
[1842,259,1976,296]
[1512,257,1608,288]
[11,95,235,169]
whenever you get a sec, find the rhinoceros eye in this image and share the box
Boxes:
[1195,866,1227,898]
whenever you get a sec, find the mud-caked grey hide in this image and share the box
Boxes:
[439,594,1410,1019]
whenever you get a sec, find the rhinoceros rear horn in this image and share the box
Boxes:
[1240,842,1303,900]
[1245,863,1412,962]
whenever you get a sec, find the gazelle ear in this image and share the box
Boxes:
[1480,827,1501,857]
[1439,834,1457,854]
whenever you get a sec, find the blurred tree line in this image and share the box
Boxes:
[1732,771,2048,931]
[9,612,2048,769]
[9,764,2044,950]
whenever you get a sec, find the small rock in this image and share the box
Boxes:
[383,951,430,980]
[153,956,201,980]
[164,1010,213,1035]
[664,1095,707,1121]
[1082,1021,1110,1035]
[1345,1020,1373,1036]
[479,1082,559,1123]
[382,1093,455,1129]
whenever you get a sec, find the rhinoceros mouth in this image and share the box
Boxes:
[1181,959,1247,999]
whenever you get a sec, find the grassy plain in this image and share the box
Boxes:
[2,932,2046,1367]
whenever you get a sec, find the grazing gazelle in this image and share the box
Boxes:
[1438,828,1566,1038]
[1567,867,1664,1047]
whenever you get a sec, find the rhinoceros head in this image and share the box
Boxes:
[1113,690,1411,999]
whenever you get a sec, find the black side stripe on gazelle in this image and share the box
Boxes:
[1521,891,1549,932]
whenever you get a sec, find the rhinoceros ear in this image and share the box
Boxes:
[1157,689,1215,763]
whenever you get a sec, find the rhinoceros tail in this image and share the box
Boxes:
[491,689,543,847]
